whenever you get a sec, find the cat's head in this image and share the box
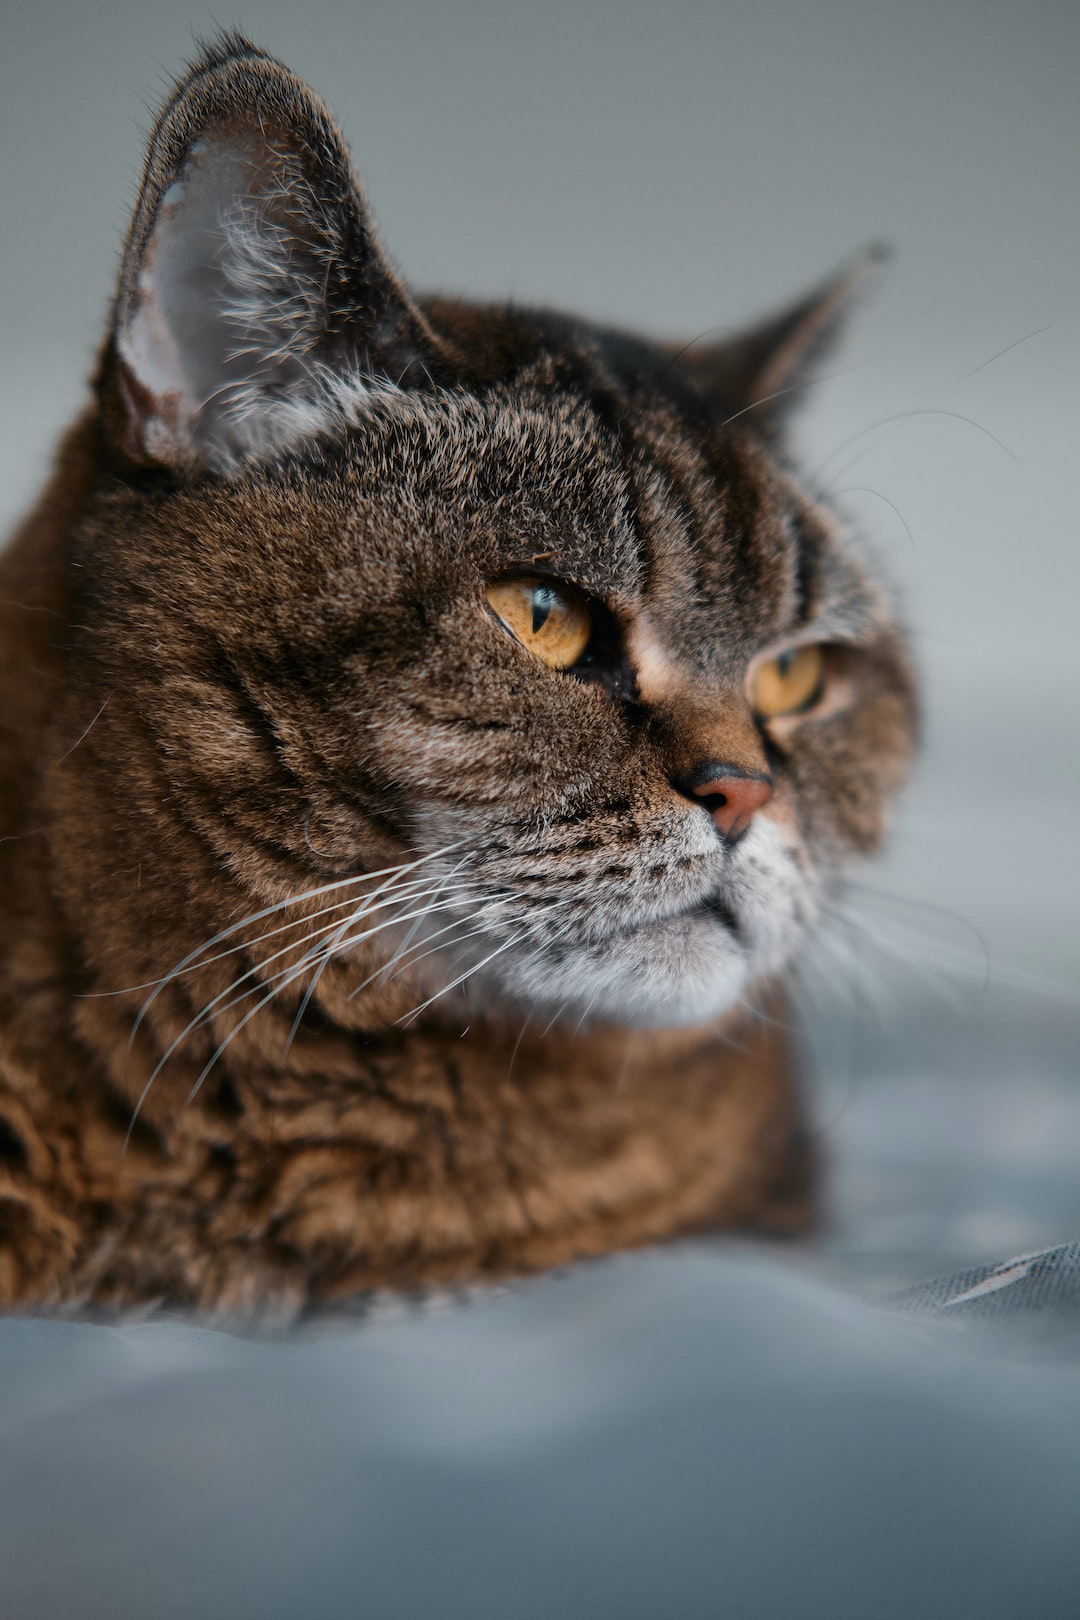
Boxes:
[63,36,916,1034]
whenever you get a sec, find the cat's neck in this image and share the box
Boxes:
[4,936,810,1312]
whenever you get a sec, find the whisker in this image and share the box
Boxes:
[125,880,484,1141]
[539,998,574,1039]
[798,893,989,1033]
[182,962,317,1111]
[374,855,473,989]
[832,884,1080,1012]
[395,933,531,1029]
[569,984,605,1036]
[56,697,111,763]
[199,888,485,1059]
[180,887,495,1106]
[348,897,511,1004]
[814,405,1019,485]
[126,839,467,1040]
[506,1014,533,1082]
[90,871,468,1003]
[716,364,864,428]
[958,324,1050,385]
[392,896,578,1029]
[382,916,491,977]
[124,913,362,1145]
[831,486,916,557]
[170,881,489,1068]
[368,884,593,1001]
[284,856,479,1052]
[283,904,396,1056]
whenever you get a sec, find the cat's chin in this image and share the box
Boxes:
[466,905,761,1031]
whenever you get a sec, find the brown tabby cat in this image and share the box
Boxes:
[0,37,916,1315]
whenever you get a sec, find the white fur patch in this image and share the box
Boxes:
[396,808,817,1031]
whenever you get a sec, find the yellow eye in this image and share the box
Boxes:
[751,644,825,718]
[485,577,592,670]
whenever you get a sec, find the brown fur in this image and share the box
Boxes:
[0,37,915,1317]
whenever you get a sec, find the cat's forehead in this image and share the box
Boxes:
[623,416,808,670]
[340,384,640,583]
[336,382,833,667]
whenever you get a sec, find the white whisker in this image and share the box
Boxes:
[124,872,483,1141]
[126,839,468,1042]
[283,854,478,1052]
[392,896,581,1029]
[395,933,531,1029]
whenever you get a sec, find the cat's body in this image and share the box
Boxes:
[0,38,914,1314]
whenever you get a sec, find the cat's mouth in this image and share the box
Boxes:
[605,885,744,947]
[694,890,742,938]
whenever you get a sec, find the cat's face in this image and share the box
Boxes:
[69,39,916,1034]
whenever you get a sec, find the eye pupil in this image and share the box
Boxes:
[775,651,792,678]
[531,587,554,635]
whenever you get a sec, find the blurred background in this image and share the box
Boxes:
[2,6,1080,1612]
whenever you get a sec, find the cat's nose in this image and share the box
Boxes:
[685,767,773,842]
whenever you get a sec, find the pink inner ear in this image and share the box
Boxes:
[115,133,351,471]
[119,139,254,454]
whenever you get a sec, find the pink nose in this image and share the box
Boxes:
[689,771,773,842]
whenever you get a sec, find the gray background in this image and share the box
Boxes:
[3,0,1078,987]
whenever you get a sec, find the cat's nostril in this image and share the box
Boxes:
[683,768,773,843]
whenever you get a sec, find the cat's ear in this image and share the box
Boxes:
[680,248,886,429]
[101,35,443,474]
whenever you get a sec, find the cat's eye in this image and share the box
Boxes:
[750,644,825,719]
[485,577,593,670]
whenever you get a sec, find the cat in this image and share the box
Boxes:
[0,35,916,1316]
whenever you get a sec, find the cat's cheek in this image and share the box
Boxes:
[789,689,915,860]
[354,681,627,816]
